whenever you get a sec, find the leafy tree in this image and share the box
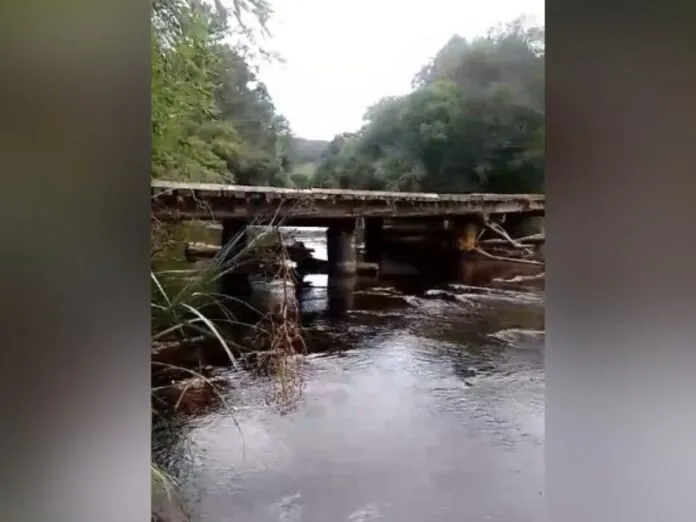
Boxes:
[312,17,545,194]
[151,0,293,185]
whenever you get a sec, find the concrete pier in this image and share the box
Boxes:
[453,218,480,254]
[327,275,357,317]
[327,220,357,276]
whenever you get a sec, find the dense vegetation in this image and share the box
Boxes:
[152,0,543,195]
[312,18,544,194]
[285,137,330,187]
[151,0,296,186]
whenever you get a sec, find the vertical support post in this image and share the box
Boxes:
[219,219,252,297]
[453,218,480,253]
[327,275,357,317]
[364,217,384,264]
[327,219,357,276]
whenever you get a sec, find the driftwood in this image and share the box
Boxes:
[480,233,545,247]
[483,220,533,251]
[474,247,544,266]
[474,218,545,266]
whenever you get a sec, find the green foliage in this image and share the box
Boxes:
[151,6,544,195]
[312,17,545,194]
[286,137,330,164]
[151,0,291,184]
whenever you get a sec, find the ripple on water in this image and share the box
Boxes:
[269,493,303,521]
[446,283,545,305]
[346,502,389,521]
[489,327,545,346]
[159,259,546,522]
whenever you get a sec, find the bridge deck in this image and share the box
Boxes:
[151,180,545,222]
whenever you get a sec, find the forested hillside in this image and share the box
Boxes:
[151,0,543,195]
[285,137,330,187]
[311,18,544,194]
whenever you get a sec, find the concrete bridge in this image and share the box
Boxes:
[151,181,545,294]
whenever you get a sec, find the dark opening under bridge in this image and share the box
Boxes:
[151,181,545,294]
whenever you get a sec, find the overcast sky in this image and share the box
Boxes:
[256,0,544,140]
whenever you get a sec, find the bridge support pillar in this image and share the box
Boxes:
[327,219,357,276]
[364,217,384,264]
[219,219,252,297]
[452,217,480,256]
[327,275,357,317]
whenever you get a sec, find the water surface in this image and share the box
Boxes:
[154,228,545,522]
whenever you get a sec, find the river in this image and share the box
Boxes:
[153,227,545,522]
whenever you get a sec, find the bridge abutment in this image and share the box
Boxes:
[219,219,252,297]
[327,219,357,276]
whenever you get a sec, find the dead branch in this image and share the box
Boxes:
[474,247,544,266]
[517,233,545,243]
[483,219,532,251]
[480,233,544,247]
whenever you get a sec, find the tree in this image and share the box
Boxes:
[312,16,545,194]
[151,0,294,186]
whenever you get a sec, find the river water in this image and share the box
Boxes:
[153,228,545,522]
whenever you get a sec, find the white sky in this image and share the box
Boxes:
[257,0,544,140]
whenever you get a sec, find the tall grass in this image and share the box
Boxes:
[150,212,306,520]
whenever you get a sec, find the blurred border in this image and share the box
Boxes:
[0,0,151,521]
[547,4,696,522]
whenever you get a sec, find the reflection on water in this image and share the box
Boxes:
[153,228,545,522]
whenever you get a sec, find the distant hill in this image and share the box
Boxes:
[287,137,330,187]
[289,137,330,164]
